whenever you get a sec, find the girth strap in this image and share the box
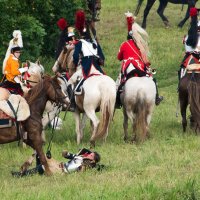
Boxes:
[6,99,21,142]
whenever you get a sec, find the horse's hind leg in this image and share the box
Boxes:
[123,107,129,142]
[157,1,169,27]
[86,110,99,147]
[74,111,82,145]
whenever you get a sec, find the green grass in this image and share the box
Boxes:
[1,0,200,199]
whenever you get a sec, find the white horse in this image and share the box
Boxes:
[122,77,156,143]
[74,75,116,146]
[52,46,116,146]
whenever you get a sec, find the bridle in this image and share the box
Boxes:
[49,79,68,106]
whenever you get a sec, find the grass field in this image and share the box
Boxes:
[1,0,200,199]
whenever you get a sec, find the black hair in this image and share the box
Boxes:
[127,33,132,40]
[11,46,21,53]
[93,151,101,163]
[186,15,198,48]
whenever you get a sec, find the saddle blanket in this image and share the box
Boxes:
[0,110,12,128]
[0,94,30,121]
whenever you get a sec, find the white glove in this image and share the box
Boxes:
[14,76,21,83]
[18,67,28,74]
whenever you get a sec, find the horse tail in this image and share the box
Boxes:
[188,80,200,130]
[90,90,115,142]
[134,91,149,142]
[134,0,144,16]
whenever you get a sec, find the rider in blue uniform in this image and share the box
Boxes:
[67,10,105,111]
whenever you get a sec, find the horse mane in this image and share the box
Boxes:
[25,75,51,105]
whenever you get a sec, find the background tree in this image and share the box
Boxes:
[0,0,87,71]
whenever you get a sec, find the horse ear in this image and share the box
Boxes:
[36,59,40,65]
[26,60,31,68]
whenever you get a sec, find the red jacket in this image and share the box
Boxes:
[117,39,146,73]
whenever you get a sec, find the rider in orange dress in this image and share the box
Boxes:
[2,46,28,95]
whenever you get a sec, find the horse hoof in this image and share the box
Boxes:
[90,140,95,148]
[124,137,128,143]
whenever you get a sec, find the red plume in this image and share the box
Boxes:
[190,7,198,17]
[127,16,134,32]
[75,10,86,33]
[57,18,67,30]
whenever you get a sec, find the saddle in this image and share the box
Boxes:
[0,94,30,125]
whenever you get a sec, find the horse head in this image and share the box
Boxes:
[46,75,70,108]
[86,0,101,21]
[52,45,75,75]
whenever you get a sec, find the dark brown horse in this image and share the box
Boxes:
[0,75,69,175]
[85,0,101,22]
[134,0,198,28]
[179,73,200,132]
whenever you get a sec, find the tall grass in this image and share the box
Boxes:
[1,0,200,199]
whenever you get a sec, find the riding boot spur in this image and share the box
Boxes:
[66,84,76,112]
[153,78,163,106]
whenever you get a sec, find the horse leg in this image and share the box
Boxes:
[123,107,129,142]
[86,110,99,148]
[178,6,190,28]
[134,0,144,16]
[157,1,169,27]
[25,136,52,176]
[180,96,188,132]
[142,0,156,29]
[146,104,154,139]
[131,121,137,143]
[74,111,82,145]
[80,113,88,141]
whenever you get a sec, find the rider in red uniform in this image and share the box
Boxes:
[179,7,200,80]
[116,12,163,108]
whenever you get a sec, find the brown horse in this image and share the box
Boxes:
[179,73,200,132]
[85,0,101,22]
[0,75,69,175]
[52,46,75,75]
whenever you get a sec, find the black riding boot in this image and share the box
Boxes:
[67,84,76,112]
[153,78,163,106]
[115,84,123,109]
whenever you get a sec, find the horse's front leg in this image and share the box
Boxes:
[27,133,52,176]
[35,144,52,176]
[178,7,190,28]
[157,1,169,27]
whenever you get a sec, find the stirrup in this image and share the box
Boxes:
[74,87,82,95]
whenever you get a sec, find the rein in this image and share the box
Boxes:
[50,80,67,104]
[46,105,62,159]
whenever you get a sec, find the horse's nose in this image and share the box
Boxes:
[63,96,70,108]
